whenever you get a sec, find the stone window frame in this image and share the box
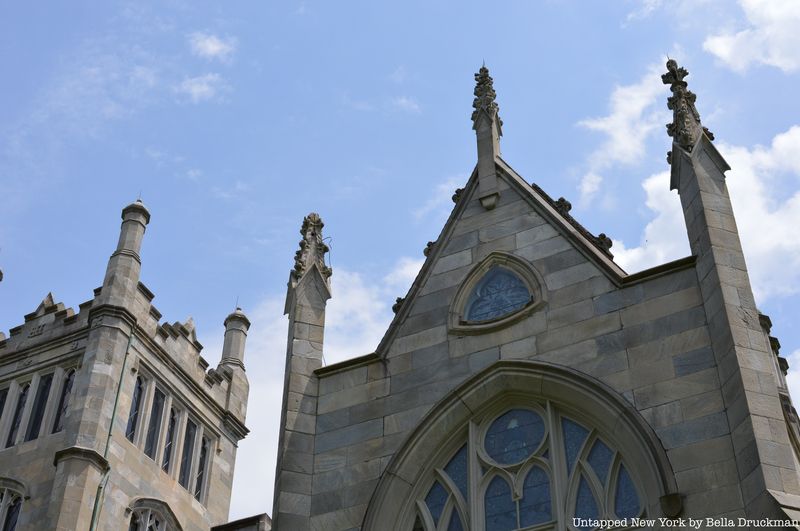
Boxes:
[126,497,183,531]
[0,478,27,531]
[126,365,216,506]
[0,365,77,450]
[448,252,546,335]
[413,398,647,531]
[363,361,679,531]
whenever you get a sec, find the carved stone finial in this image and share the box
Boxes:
[392,297,405,314]
[662,59,713,154]
[471,66,503,130]
[452,188,464,203]
[291,213,332,283]
[555,197,572,214]
[423,241,436,257]
[596,233,613,252]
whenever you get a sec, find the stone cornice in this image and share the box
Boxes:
[53,446,110,474]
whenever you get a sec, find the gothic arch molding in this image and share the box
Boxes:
[362,360,678,531]
[127,497,183,531]
[448,252,547,335]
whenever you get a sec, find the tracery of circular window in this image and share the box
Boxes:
[413,404,644,531]
[449,252,546,335]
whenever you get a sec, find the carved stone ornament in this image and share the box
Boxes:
[596,233,613,252]
[471,66,503,129]
[392,297,405,314]
[662,59,713,154]
[452,188,464,203]
[423,241,436,257]
[291,213,332,283]
[555,197,572,214]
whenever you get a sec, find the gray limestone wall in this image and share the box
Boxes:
[297,171,778,530]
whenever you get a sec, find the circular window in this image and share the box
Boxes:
[483,409,545,465]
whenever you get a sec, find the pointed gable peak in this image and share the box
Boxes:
[471,65,503,134]
[35,292,57,315]
[662,59,715,162]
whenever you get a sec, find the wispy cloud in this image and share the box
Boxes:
[576,62,667,204]
[392,96,421,114]
[390,66,408,83]
[413,176,462,222]
[614,125,800,303]
[175,73,230,103]
[704,0,800,73]
[222,256,422,519]
[188,32,238,62]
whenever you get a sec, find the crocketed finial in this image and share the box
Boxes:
[662,59,714,158]
[291,213,332,284]
[471,65,503,131]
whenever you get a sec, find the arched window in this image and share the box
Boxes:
[128,499,182,531]
[415,405,643,531]
[449,253,545,335]
[363,361,678,531]
[0,482,24,531]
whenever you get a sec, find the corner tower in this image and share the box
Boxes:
[273,213,332,529]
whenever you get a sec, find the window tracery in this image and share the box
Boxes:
[415,404,643,531]
[0,485,23,531]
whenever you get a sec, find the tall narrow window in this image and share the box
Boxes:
[126,376,144,442]
[194,436,210,500]
[178,420,197,488]
[0,388,8,422]
[5,384,30,448]
[1,493,21,531]
[161,408,178,472]
[52,369,75,433]
[144,389,166,459]
[24,373,53,442]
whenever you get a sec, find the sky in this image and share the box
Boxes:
[2,0,800,522]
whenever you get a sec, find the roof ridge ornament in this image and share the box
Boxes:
[471,65,503,132]
[291,212,332,285]
[662,59,714,162]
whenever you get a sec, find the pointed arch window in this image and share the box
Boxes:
[450,253,545,335]
[128,499,182,531]
[412,404,644,531]
[0,483,24,531]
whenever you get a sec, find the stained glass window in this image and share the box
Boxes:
[484,476,516,531]
[465,267,531,322]
[520,466,551,527]
[24,373,53,442]
[484,409,544,465]
[614,464,640,518]
[52,369,75,433]
[414,405,647,531]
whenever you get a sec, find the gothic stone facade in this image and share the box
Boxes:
[271,64,800,530]
[0,200,251,530]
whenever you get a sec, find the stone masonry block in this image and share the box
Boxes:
[432,249,473,275]
[317,379,389,415]
[314,419,383,454]
[655,410,729,449]
[633,367,719,409]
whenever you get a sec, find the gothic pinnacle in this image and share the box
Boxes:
[662,59,714,157]
[291,213,332,284]
[471,65,503,131]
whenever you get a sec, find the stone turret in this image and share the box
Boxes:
[273,213,332,530]
[665,59,800,517]
[220,307,251,423]
[98,199,151,308]
[472,65,503,210]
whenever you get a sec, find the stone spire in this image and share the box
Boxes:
[471,65,503,134]
[290,212,332,288]
[662,59,714,162]
[471,65,503,210]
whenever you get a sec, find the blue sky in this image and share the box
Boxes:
[2,0,800,521]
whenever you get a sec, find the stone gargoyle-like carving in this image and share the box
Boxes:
[291,213,332,283]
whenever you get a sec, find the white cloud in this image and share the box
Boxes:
[175,73,229,103]
[611,171,689,273]
[413,176,462,222]
[614,125,800,304]
[390,66,408,84]
[787,349,800,403]
[577,63,667,203]
[223,257,422,518]
[188,32,237,62]
[704,0,800,72]
[392,96,421,114]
